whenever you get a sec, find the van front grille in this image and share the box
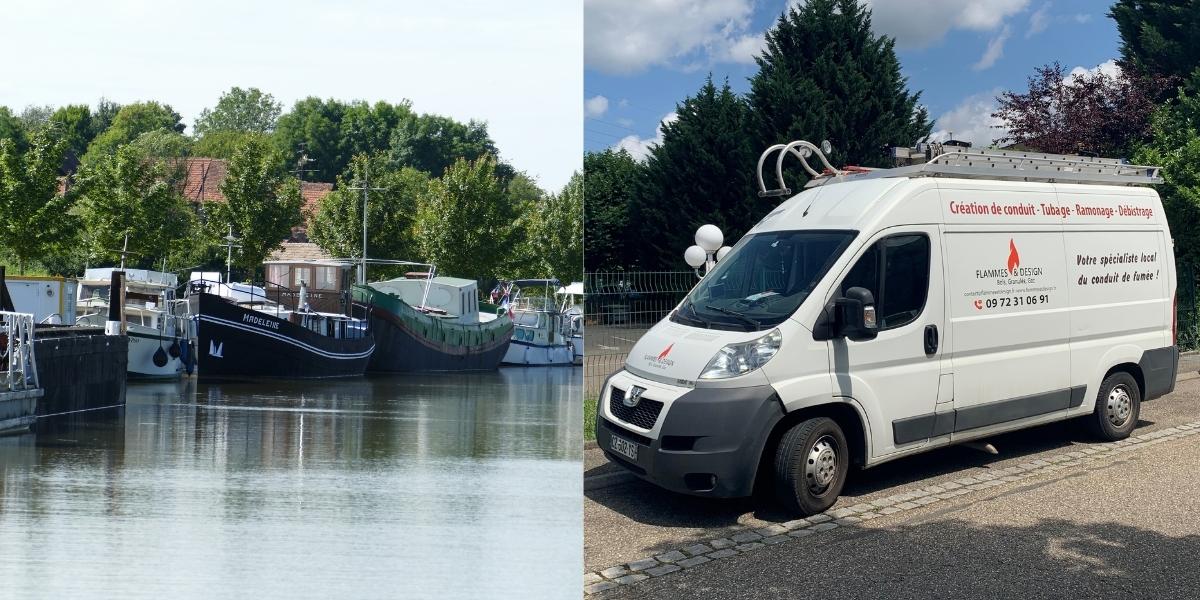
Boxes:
[608,386,664,430]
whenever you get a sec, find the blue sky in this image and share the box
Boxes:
[585,0,1122,158]
[2,0,581,191]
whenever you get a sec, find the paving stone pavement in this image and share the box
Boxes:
[582,419,1200,596]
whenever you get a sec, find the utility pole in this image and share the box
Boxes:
[347,162,386,285]
[221,225,242,284]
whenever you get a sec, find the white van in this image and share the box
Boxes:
[595,142,1179,515]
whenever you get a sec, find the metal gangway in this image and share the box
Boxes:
[757,140,1163,197]
[1,311,40,392]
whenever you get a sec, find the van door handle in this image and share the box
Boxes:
[924,324,939,355]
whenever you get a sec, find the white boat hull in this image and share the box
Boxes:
[127,328,185,379]
[501,340,576,366]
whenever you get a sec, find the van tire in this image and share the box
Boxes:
[1087,372,1141,441]
[773,417,849,516]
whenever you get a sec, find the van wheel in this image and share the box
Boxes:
[1087,372,1141,441]
[773,417,848,516]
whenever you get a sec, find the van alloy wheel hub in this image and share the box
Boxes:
[806,436,838,493]
[1107,385,1132,427]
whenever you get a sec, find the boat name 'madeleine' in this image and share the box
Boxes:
[242,313,281,330]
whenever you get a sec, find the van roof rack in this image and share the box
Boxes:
[756,140,1163,196]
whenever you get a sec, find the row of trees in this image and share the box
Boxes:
[587,0,1200,272]
[585,0,930,271]
[0,89,581,285]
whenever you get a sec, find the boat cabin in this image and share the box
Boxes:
[369,274,483,324]
[263,259,355,314]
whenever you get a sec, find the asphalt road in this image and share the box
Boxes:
[586,373,1200,598]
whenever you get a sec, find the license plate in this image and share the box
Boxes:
[609,434,639,462]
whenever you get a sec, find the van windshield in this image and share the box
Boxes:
[674,230,856,331]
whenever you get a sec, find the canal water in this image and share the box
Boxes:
[0,368,582,599]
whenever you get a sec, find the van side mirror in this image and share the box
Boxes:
[835,287,878,341]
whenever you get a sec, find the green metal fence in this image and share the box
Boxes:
[1178,263,1198,352]
[584,270,696,397]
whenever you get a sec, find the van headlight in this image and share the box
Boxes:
[699,329,782,379]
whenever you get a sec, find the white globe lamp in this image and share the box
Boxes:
[684,245,707,269]
[695,224,723,253]
[715,246,732,262]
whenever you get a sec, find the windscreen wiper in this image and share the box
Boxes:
[704,304,761,329]
[683,301,711,328]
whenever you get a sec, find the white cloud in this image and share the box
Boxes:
[972,25,1011,71]
[1069,59,1121,80]
[721,32,766,64]
[863,0,1028,48]
[614,112,678,161]
[585,95,610,118]
[929,89,1008,148]
[1027,2,1050,37]
[585,0,758,74]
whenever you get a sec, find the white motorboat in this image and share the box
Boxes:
[557,281,584,365]
[76,268,193,379]
[496,279,576,367]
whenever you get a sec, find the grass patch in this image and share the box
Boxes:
[584,395,598,441]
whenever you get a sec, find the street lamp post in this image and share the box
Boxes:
[684,224,732,278]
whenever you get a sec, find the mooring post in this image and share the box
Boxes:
[105,271,126,336]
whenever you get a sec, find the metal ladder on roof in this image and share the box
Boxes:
[756,140,1163,197]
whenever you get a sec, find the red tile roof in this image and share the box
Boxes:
[176,158,332,212]
[180,158,228,202]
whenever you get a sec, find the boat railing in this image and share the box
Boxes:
[0,311,39,392]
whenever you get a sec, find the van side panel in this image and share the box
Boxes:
[1063,229,1170,411]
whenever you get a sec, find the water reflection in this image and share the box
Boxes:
[0,368,582,599]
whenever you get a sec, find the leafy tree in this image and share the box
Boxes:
[19,105,54,128]
[413,156,515,283]
[748,0,929,187]
[639,77,764,270]
[525,172,583,283]
[48,104,94,165]
[1133,77,1200,269]
[274,97,350,182]
[500,172,547,275]
[193,130,266,160]
[0,126,71,273]
[341,100,413,161]
[0,107,27,152]
[73,141,196,269]
[194,87,283,136]
[309,153,428,274]
[83,101,184,163]
[212,137,304,274]
[994,62,1158,157]
[1110,0,1200,87]
[90,98,122,139]
[389,114,513,181]
[583,148,641,271]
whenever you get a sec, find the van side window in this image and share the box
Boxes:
[840,234,930,331]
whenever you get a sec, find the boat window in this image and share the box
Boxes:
[679,230,856,330]
[267,265,291,288]
[315,266,338,290]
[515,312,541,327]
[293,267,312,288]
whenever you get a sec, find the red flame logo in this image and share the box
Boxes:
[658,343,674,360]
[1007,239,1020,273]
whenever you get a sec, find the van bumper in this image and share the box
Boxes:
[595,374,784,498]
